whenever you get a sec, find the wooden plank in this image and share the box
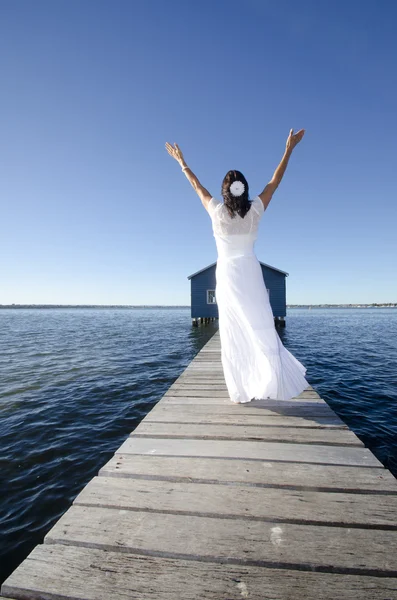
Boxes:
[159,395,246,404]
[118,436,383,467]
[3,544,397,600]
[145,411,347,429]
[171,378,227,383]
[192,358,223,362]
[151,401,340,417]
[165,389,234,397]
[170,383,320,398]
[71,475,397,528]
[166,385,321,398]
[194,358,223,362]
[99,454,397,493]
[44,505,397,573]
[170,383,229,389]
[131,422,362,446]
[160,395,248,404]
[183,364,225,368]
[170,378,223,383]
[161,395,325,405]
[170,380,317,389]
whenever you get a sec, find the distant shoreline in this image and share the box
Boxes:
[0,304,396,310]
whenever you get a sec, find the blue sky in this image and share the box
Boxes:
[1,0,396,305]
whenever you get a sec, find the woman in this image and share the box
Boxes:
[165,129,309,403]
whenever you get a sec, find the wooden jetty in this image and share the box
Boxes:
[2,330,397,599]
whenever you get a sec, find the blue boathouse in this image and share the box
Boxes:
[187,261,288,327]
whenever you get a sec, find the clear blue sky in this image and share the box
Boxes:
[1,0,396,305]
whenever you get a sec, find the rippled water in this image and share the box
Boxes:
[1,307,396,585]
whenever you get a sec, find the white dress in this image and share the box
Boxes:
[207,195,309,404]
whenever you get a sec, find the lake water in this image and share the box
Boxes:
[1,307,396,585]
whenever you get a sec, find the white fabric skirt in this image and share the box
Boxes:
[215,255,309,403]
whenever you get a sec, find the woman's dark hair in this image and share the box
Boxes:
[221,170,252,218]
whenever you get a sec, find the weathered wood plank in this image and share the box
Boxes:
[145,411,347,429]
[165,389,234,397]
[44,505,397,573]
[165,388,322,401]
[71,475,397,528]
[192,357,223,360]
[170,383,229,389]
[131,422,362,446]
[171,377,228,383]
[170,383,320,396]
[183,365,225,369]
[169,380,226,386]
[151,401,341,418]
[170,382,321,399]
[118,436,383,467]
[3,544,397,600]
[99,454,397,493]
[161,395,326,405]
[160,395,249,404]
[159,395,242,404]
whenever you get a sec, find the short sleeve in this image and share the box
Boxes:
[207,197,221,218]
[252,195,264,215]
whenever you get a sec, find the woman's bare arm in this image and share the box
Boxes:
[165,142,212,209]
[259,129,305,210]
[180,163,212,209]
[259,147,292,208]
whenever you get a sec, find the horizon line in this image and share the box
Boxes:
[0,303,396,308]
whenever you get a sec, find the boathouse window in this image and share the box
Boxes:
[207,290,216,304]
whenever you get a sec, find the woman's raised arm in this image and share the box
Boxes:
[259,128,305,210]
[165,142,212,210]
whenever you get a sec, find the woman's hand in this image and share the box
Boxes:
[165,142,186,166]
[286,129,305,152]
